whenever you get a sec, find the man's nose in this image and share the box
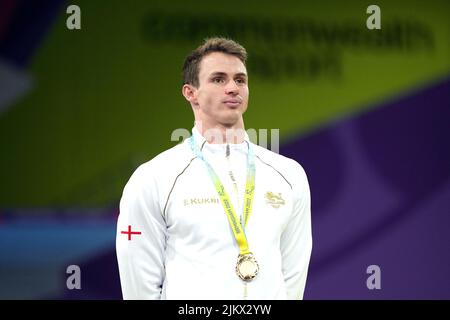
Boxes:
[225,80,239,95]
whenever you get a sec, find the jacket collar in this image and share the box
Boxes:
[191,125,250,154]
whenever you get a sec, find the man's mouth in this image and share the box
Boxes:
[223,99,242,108]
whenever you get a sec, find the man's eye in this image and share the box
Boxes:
[235,78,246,84]
[213,78,224,83]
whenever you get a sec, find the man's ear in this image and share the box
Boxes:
[182,84,198,106]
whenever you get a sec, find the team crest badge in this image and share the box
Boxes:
[265,192,285,208]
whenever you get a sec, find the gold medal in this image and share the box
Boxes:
[236,253,259,281]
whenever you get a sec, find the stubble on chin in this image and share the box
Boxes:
[220,109,243,126]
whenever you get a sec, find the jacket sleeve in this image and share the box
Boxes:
[280,161,313,299]
[116,164,167,299]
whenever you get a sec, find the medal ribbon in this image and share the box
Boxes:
[189,136,255,255]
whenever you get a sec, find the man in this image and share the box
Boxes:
[116,37,312,299]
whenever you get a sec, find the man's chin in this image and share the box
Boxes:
[223,109,245,122]
[219,115,241,127]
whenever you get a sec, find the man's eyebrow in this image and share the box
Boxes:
[209,71,247,78]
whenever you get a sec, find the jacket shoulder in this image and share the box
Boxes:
[127,142,194,184]
[253,143,308,189]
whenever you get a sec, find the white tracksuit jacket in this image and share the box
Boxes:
[116,127,312,300]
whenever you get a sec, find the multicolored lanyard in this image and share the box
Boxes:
[188,136,256,255]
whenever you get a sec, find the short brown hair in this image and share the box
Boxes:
[182,37,247,87]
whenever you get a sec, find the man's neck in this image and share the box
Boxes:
[195,121,246,144]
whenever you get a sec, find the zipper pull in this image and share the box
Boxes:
[226,144,230,158]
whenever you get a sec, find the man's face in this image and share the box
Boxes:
[193,52,249,127]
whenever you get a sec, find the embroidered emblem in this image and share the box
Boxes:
[265,192,285,208]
